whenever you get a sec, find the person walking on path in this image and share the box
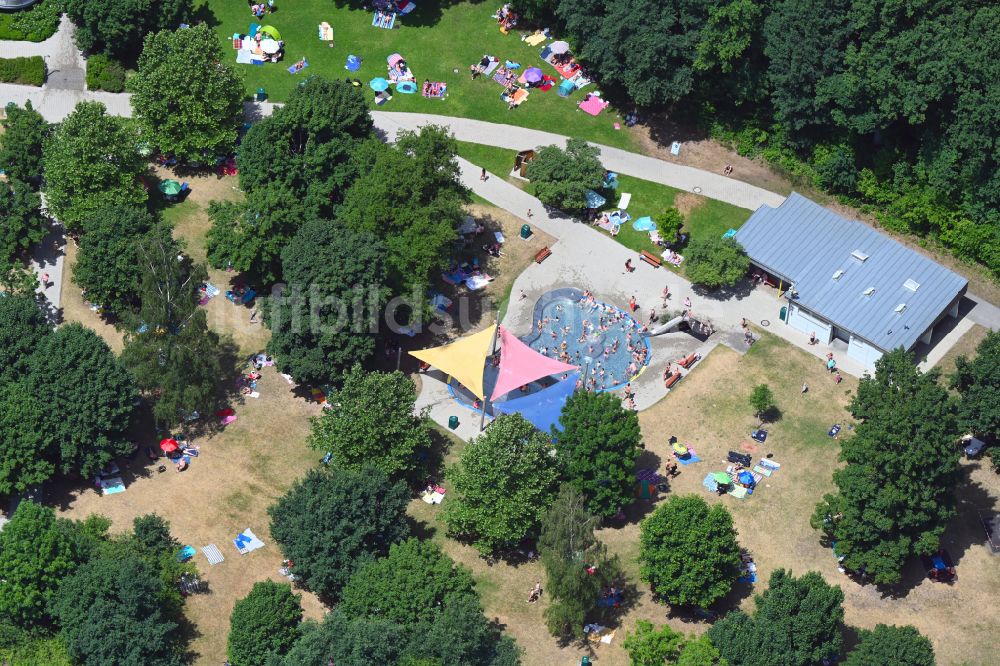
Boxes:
[480,167,487,181]
[624,258,634,273]
[526,208,533,218]
[41,272,49,287]
[662,285,670,306]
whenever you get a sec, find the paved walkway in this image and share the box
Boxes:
[372,112,786,211]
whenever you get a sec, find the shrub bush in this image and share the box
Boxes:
[0,1,63,42]
[86,54,125,92]
[0,57,45,86]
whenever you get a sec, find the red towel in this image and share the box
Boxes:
[216,407,234,417]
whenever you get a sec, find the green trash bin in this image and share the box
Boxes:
[448,415,459,429]
[780,306,787,321]
[520,223,532,239]
[256,87,267,102]
[581,657,591,666]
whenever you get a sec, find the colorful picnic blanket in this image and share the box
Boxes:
[579,94,609,116]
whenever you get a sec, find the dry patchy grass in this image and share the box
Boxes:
[54,370,327,665]
[935,323,989,380]
[411,332,1000,666]
[58,241,125,353]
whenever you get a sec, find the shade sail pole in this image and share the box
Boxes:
[479,311,500,432]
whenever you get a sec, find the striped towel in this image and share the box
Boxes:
[202,544,225,565]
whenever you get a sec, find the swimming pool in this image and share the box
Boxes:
[447,288,651,409]
[521,288,651,392]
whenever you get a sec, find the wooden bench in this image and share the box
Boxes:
[664,372,682,389]
[640,250,662,268]
[677,352,698,369]
[535,246,552,263]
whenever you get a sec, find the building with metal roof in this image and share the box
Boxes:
[735,193,968,368]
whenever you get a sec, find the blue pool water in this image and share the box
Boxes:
[521,288,651,392]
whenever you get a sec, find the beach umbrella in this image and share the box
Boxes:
[524,67,543,83]
[159,180,182,196]
[259,25,281,40]
[550,41,570,55]
[712,472,733,486]
[738,471,755,486]
[584,189,606,209]
[345,54,362,71]
[370,77,389,92]
[387,52,404,67]
[260,38,280,54]
[160,438,179,453]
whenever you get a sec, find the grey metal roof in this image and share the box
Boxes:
[735,193,968,352]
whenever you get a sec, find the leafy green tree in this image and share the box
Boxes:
[0,292,49,381]
[709,569,844,666]
[762,0,852,139]
[50,554,184,666]
[0,381,55,495]
[843,624,935,666]
[558,0,711,106]
[129,24,243,162]
[268,467,410,600]
[525,138,604,210]
[0,101,49,187]
[0,501,87,628]
[266,220,388,383]
[73,206,163,316]
[340,537,476,625]
[206,183,317,283]
[812,350,960,585]
[0,180,45,263]
[639,495,741,608]
[338,127,468,296]
[695,0,763,75]
[238,76,373,217]
[42,101,146,232]
[538,484,624,640]
[228,580,303,666]
[0,262,38,296]
[749,384,774,422]
[132,514,178,554]
[306,366,431,477]
[685,236,751,288]
[555,390,642,518]
[678,635,729,666]
[274,615,408,666]
[444,413,562,555]
[28,323,136,477]
[952,330,1000,441]
[406,594,522,666]
[120,235,228,427]
[655,208,685,245]
[622,620,686,666]
[68,0,189,60]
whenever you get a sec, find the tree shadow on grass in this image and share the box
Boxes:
[191,3,221,28]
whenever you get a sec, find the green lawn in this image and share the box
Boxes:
[198,0,637,149]
[454,141,751,259]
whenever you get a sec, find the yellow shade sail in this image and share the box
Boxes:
[410,326,495,399]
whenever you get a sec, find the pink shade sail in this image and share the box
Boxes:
[490,325,578,401]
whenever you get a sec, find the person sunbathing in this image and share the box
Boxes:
[176,458,188,472]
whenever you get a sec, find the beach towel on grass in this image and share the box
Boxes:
[676,447,701,465]
[442,270,465,285]
[236,50,254,65]
[99,477,125,495]
[617,192,631,209]
[202,544,225,565]
[579,95,609,116]
[288,60,309,75]
[482,57,500,76]
[233,529,265,554]
[465,274,493,291]
[524,32,546,46]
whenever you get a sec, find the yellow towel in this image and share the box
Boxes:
[524,33,546,46]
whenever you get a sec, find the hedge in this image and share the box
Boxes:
[86,54,126,93]
[0,1,63,42]
[0,57,46,86]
